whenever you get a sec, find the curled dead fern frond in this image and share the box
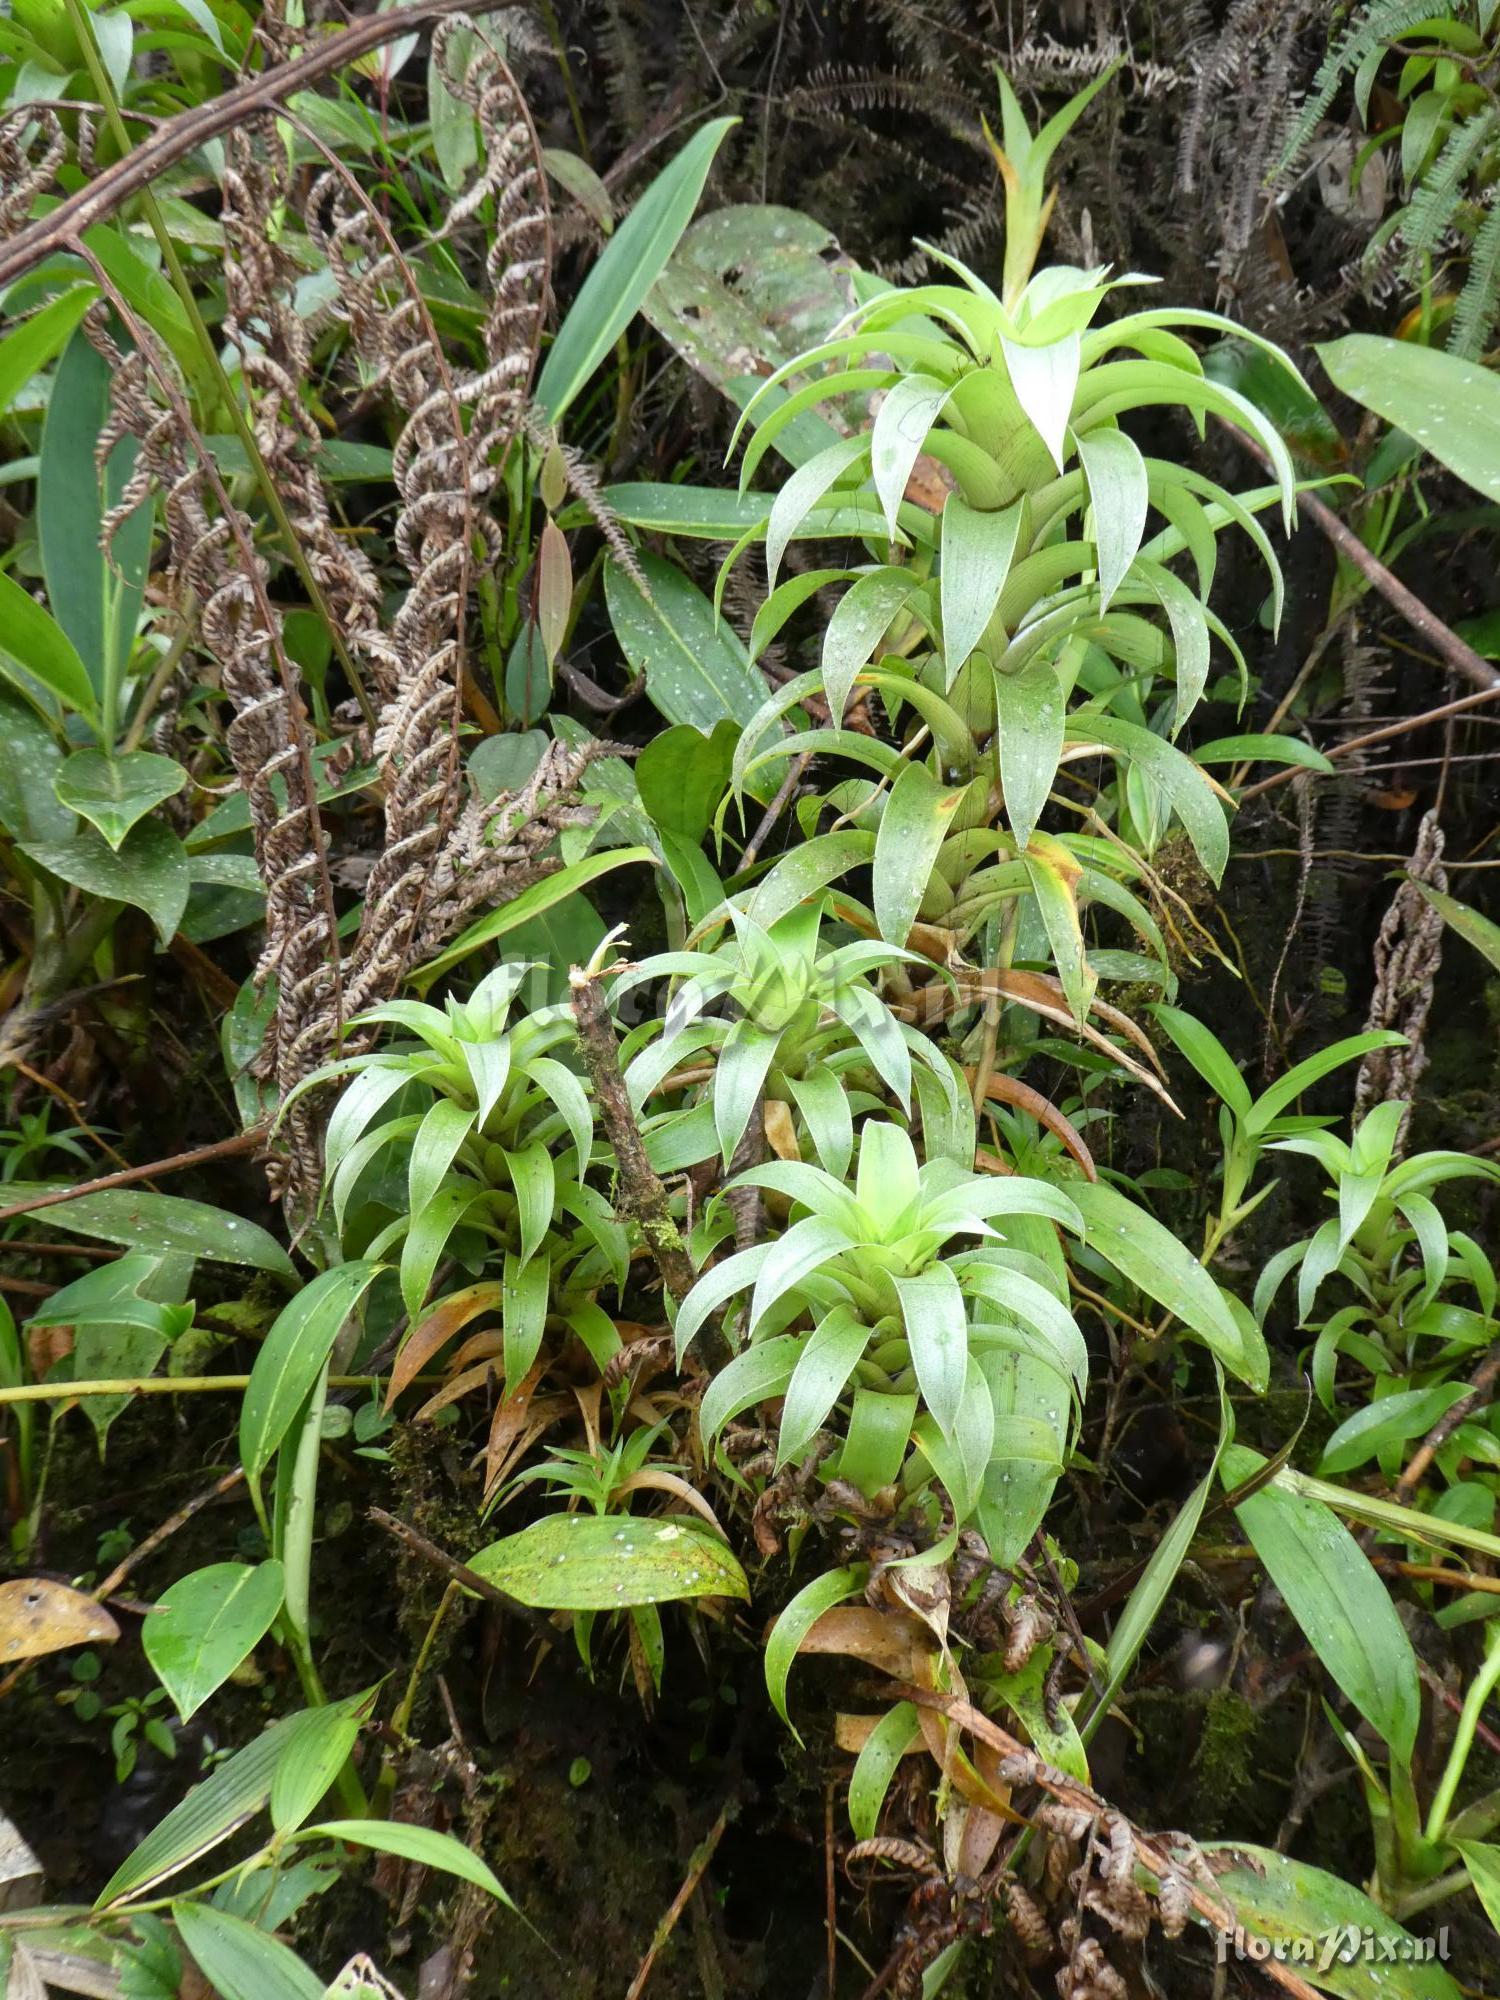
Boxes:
[80,291,343,1193]
[517,406,645,592]
[0,105,66,237]
[221,119,400,705]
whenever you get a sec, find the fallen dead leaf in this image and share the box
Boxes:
[0,1578,120,1663]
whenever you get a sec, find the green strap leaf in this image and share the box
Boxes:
[240,1262,383,1479]
[848,1701,922,1840]
[764,1565,865,1739]
[821,569,918,725]
[1069,1180,1267,1387]
[0,569,98,719]
[873,762,964,947]
[1223,1443,1420,1760]
[1076,426,1148,612]
[939,494,1024,679]
[991,660,1064,852]
[778,1306,872,1467]
[173,1900,323,2000]
[536,116,738,423]
[892,1263,969,1439]
[300,1820,514,1908]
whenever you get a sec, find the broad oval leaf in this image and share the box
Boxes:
[605,552,765,730]
[173,1900,323,2000]
[1203,1843,1460,2000]
[54,748,187,850]
[1317,333,1500,506]
[143,1561,285,1721]
[468,1512,749,1610]
[0,1184,293,1275]
[20,818,189,946]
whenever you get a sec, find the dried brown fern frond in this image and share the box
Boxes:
[302,26,557,1039]
[220,119,400,709]
[1354,808,1447,1141]
[516,406,645,592]
[75,28,602,1205]
[0,105,66,238]
[80,287,343,1187]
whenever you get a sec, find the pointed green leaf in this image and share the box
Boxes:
[1222,1443,1419,1759]
[144,1561,285,1722]
[764,1565,865,1739]
[1077,427,1148,612]
[240,1263,383,1478]
[53,749,187,850]
[874,762,964,947]
[468,1513,747,1610]
[536,116,738,423]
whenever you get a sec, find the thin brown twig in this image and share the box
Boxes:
[0,1129,265,1226]
[0,0,522,291]
[95,1468,245,1601]
[1396,1341,1500,1501]
[824,1786,838,2000]
[0,1242,118,1260]
[367,1506,578,1668]
[624,1800,733,2000]
[1238,682,1500,803]
[740,752,812,870]
[1230,432,1500,695]
[1374,1560,1500,1598]
[0,1466,246,1704]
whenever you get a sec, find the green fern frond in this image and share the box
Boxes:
[1400,107,1496,269]
[1449,195,1500,354]
[1275,0,1480,179]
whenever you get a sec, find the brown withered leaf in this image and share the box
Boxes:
[763,1098,801,1162]
[965,1068,1097,1180]
[897,967,1179,1112]
[0,1579,120,1663]
[386,1283,502,1408]
[796,1604,935,1681]
[412,1358,501,1424]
